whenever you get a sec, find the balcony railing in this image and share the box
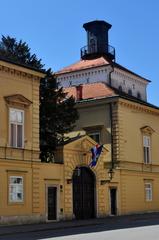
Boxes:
[80,44,115,61]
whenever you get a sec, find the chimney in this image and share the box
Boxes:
[76,85,83,100]
[81,20,115,61]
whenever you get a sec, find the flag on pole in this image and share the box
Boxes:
[89,144,103,167]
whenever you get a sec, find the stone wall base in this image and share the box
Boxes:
[0,214,46,225]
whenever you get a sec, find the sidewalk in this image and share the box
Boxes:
[0,212,159,237]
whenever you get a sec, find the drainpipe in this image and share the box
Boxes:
[109,64,115,171]
[109,102,114,170]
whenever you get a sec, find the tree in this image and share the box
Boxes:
[40,69,79,162]
[0,35,44,69]
[0,35,79,162]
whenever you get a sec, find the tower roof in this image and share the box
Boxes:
[83,20,112,30]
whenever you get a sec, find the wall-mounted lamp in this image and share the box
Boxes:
[108,168,114,180]
[100,169,114,185]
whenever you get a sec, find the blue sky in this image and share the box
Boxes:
[0,0,158,105]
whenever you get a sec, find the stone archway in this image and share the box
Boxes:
[73,166,96,219]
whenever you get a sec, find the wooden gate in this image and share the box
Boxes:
[73,167,95,219]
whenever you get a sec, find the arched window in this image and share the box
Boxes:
[128,89,132,96]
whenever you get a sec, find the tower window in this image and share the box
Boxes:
[118,85,122,92]
[128,89,132,95]
[137,92,141,99]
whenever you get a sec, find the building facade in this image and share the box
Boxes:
[0,58,111,223]
[0,59,65,224]
[1,20,159,225]
[56,20,159,217]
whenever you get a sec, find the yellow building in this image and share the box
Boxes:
[1,19,159,225]
[0,58,111,223]
[56,20,159,218]
[67,87,159,216]
[0,58,65,224]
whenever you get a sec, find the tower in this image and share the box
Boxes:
[81,20,115,61]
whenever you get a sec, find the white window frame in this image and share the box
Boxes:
[143,135,151,164]
[9,108,24,148]
[9,176,24,203]
[145,183,152,201]
[88,131,101,143]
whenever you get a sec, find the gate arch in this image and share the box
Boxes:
[73,166,96,219]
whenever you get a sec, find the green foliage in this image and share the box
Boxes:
[0,35,44,69]
[40,69,79,162]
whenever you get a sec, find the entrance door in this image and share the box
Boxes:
[110,188,117,215]
[73,167,95,219]
[48,186,57,220]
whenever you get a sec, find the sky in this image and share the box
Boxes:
[0,0,158,105]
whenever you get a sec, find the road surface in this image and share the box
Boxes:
[1,219,159,240]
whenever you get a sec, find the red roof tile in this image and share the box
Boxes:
[64,82,116,100]
[56,57,110,74]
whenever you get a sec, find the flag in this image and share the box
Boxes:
[89,144,103,167]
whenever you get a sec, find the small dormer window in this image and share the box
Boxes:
[128,89,132,96]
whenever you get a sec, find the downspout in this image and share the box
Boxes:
[109,64,114,171]
[109,102,114,170]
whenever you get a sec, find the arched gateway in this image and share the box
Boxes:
[73,166,96,219]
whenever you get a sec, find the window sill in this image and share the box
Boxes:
[8,146,25,150]
[8,202,24,206]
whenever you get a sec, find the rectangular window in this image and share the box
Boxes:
[9,176,23,203]
[88,131,100,143]
[145,183,152,201]
[143,136,151,164]
[10,109,24,148]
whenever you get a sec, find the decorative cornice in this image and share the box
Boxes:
[118,99,159,116]
[0,61,45,80]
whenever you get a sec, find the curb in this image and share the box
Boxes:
[0,221,103,237]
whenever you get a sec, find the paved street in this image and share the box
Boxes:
[1,214,159,240]
[1,224,159,240]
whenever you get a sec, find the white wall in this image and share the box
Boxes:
[57,65,148,101]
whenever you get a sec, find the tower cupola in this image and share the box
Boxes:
[81,20,115,61]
